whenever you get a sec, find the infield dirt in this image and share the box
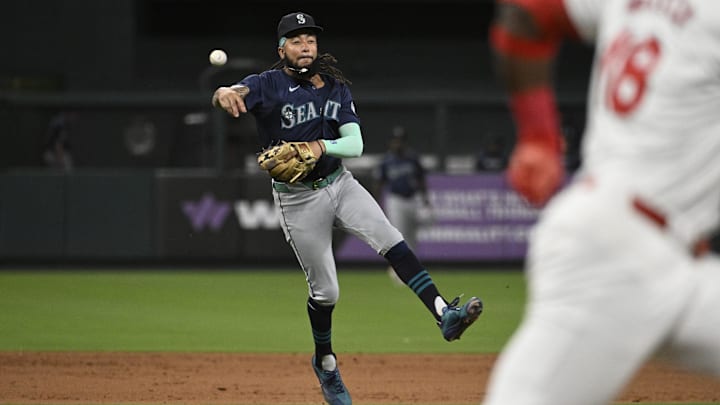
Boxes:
[1,352,719,404]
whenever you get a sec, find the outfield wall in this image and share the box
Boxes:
[0,170,539,265]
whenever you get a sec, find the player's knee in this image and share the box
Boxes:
[311,288,339,306]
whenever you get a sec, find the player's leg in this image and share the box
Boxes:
[332,172,482,340]
[485,183,693,405]
[331,173,442,315]
[274,188,338,305]
[661,253,720,375]
[273,188,351,405]
[384,194,414,285]
[386,194,416,248]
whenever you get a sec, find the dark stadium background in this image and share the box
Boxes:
[15,1,712,267]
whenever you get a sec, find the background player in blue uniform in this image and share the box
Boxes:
[212,12,482,405]
[374,126,432,283]
[374,126,431,250]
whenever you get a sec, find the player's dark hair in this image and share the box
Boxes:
[271,53,352,85]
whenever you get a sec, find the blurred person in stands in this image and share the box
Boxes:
[475,133,507,172]
[42,112,75,172]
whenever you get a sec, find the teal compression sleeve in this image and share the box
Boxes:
[321,122,364,158]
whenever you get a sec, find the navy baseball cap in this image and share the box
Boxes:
[277,12,323,39]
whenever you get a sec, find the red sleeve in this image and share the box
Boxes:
[490,25,558,59]
[491,0,571,150]
[499,0,579,39]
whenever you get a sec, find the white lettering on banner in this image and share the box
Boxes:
[419,225,530,243]
[336,174,542,261]
[233,200,280,229]
[486,203,539,220]
[432,190,497,206]
[432,207,485,220]
[428,189,538,221]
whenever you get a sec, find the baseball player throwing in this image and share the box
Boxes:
[484,0,720,404]
[212,12,483,405]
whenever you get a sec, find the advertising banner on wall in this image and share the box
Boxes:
[155,174,242,259]
[155,172,294,261]
[335,173,540,262]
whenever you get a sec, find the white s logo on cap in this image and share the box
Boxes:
[296,14,306,24]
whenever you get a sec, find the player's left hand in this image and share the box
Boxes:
[257,141,323,183]
[507,140,564,207]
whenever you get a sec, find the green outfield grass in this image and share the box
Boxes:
[0,268,525,353]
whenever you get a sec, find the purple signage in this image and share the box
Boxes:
[182,193,231,232]
[336,173,540,262]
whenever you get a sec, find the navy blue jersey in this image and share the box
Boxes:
[239,69,360,180]
[375,151,426,198]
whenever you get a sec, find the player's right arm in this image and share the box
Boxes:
[212,85,250,118]
[490,0,580,206]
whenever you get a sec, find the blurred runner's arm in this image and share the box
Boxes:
[490,0,578,206]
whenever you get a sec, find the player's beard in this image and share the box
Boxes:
[284,57,319,78]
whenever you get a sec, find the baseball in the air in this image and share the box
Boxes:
[209,49,227,66]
